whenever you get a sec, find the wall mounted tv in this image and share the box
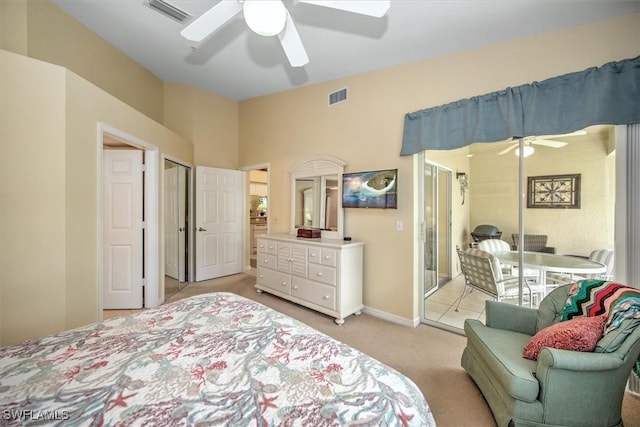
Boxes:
[342,169,397,209]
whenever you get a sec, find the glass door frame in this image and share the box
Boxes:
[419,155,453,301]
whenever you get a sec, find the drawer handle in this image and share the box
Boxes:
[282,282,287,286]
[293,286,298,290]
[263,259,269,263]
[310,253,316,257]
[316,272,323,277]
[324,255,330,260]
[259,274,264,278]
[323,295,330,300]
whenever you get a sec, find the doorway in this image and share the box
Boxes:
[245,165,269,269]
[99,125,160,311]
[164,158,192,298]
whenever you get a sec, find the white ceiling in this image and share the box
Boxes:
[51,0,639,101]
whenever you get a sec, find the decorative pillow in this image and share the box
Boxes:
[523,315,607,360]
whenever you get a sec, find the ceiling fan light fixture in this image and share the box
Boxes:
[243,0,287,37]
[515,146,535,158]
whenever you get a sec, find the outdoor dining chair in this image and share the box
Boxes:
[456,248,543,310]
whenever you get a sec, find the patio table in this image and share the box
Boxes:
[493,251,606,287]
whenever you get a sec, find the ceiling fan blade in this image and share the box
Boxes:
[498,143,518,155]
[180,1,243,42]
[298,0,390,17]
[543,129,588,138]
[531,139,568,148]
[278,12,309,67]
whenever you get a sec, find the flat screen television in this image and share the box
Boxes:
[342,169,397,209]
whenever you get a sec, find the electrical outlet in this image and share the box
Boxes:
[396,220,403,232]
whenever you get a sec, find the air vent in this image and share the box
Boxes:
[328,88,348,106]
[148,0,191,23]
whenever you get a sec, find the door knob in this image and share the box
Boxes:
[179,227,185,232]
[198,227,207,231]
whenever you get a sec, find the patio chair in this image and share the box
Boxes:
[547,249,615,285]
[478,239,540,282]
[456,248,543,310]
[511,233,556,254]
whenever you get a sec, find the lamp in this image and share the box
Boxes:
[515,145,535,158]
[456,172,469,205]
[243,0,287,37]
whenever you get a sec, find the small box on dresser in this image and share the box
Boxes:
[255,234,364,325]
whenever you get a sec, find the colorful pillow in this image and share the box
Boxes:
[523,315,607,360]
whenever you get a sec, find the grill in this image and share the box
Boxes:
[471,224,502,242]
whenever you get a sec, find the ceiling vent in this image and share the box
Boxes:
[328,88,348,106]
[148,0,191,23]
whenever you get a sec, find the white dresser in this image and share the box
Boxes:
[255,234,364,324]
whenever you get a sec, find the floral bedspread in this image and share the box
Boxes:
[0,292,435,426]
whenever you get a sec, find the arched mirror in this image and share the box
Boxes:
[290,155,346,239]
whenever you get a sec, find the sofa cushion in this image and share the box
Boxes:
[536,285,572,332]
[523,315,606,360]
[464,319,539,402]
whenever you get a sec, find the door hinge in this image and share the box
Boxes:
[142,278,147,288]
[141,164,147,172]
[142,221,146,229]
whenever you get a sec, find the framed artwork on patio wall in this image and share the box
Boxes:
[527,174,581,209]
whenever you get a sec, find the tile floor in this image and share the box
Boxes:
[425,274,539,330]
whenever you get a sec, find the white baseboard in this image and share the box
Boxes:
[362,306,420,328]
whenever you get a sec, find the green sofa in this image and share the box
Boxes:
[462,284,640,427]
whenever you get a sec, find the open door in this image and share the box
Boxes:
[195,166,244,281]
[102,149,144,309]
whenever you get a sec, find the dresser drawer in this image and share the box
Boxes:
[257,238,277,255]
[257,268,291,294]
[257,253,277,270]
[292,277,336,311]
[308,247,337,267]
[308,264,337,286]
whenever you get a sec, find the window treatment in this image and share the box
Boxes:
[401,56,640,156]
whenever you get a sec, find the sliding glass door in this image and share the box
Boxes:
[423,162,452,297]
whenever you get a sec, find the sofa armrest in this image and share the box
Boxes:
[537,347,623,372]
[485,300,538,335]
[534,348,626,426]
[541,246,556,254]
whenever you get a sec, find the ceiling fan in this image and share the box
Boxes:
[180,0,390,67]
[498,130,588,156]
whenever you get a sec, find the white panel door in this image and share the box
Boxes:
[103,149,143,309]
[195,166,243,281]
[164,165,179,280]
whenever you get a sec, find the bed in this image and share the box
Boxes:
[0,292,435,426]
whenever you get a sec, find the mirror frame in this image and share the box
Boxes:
[290,155,346,240]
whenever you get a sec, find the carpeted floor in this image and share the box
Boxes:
[165,271,640,427]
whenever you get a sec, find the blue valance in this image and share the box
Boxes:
[401,56,640,156]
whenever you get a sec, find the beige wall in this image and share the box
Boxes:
[164,83,239,168]
[1,50,194,346]
[0,0,165,124]
[1,51,67,345]
[239,13,640,323]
